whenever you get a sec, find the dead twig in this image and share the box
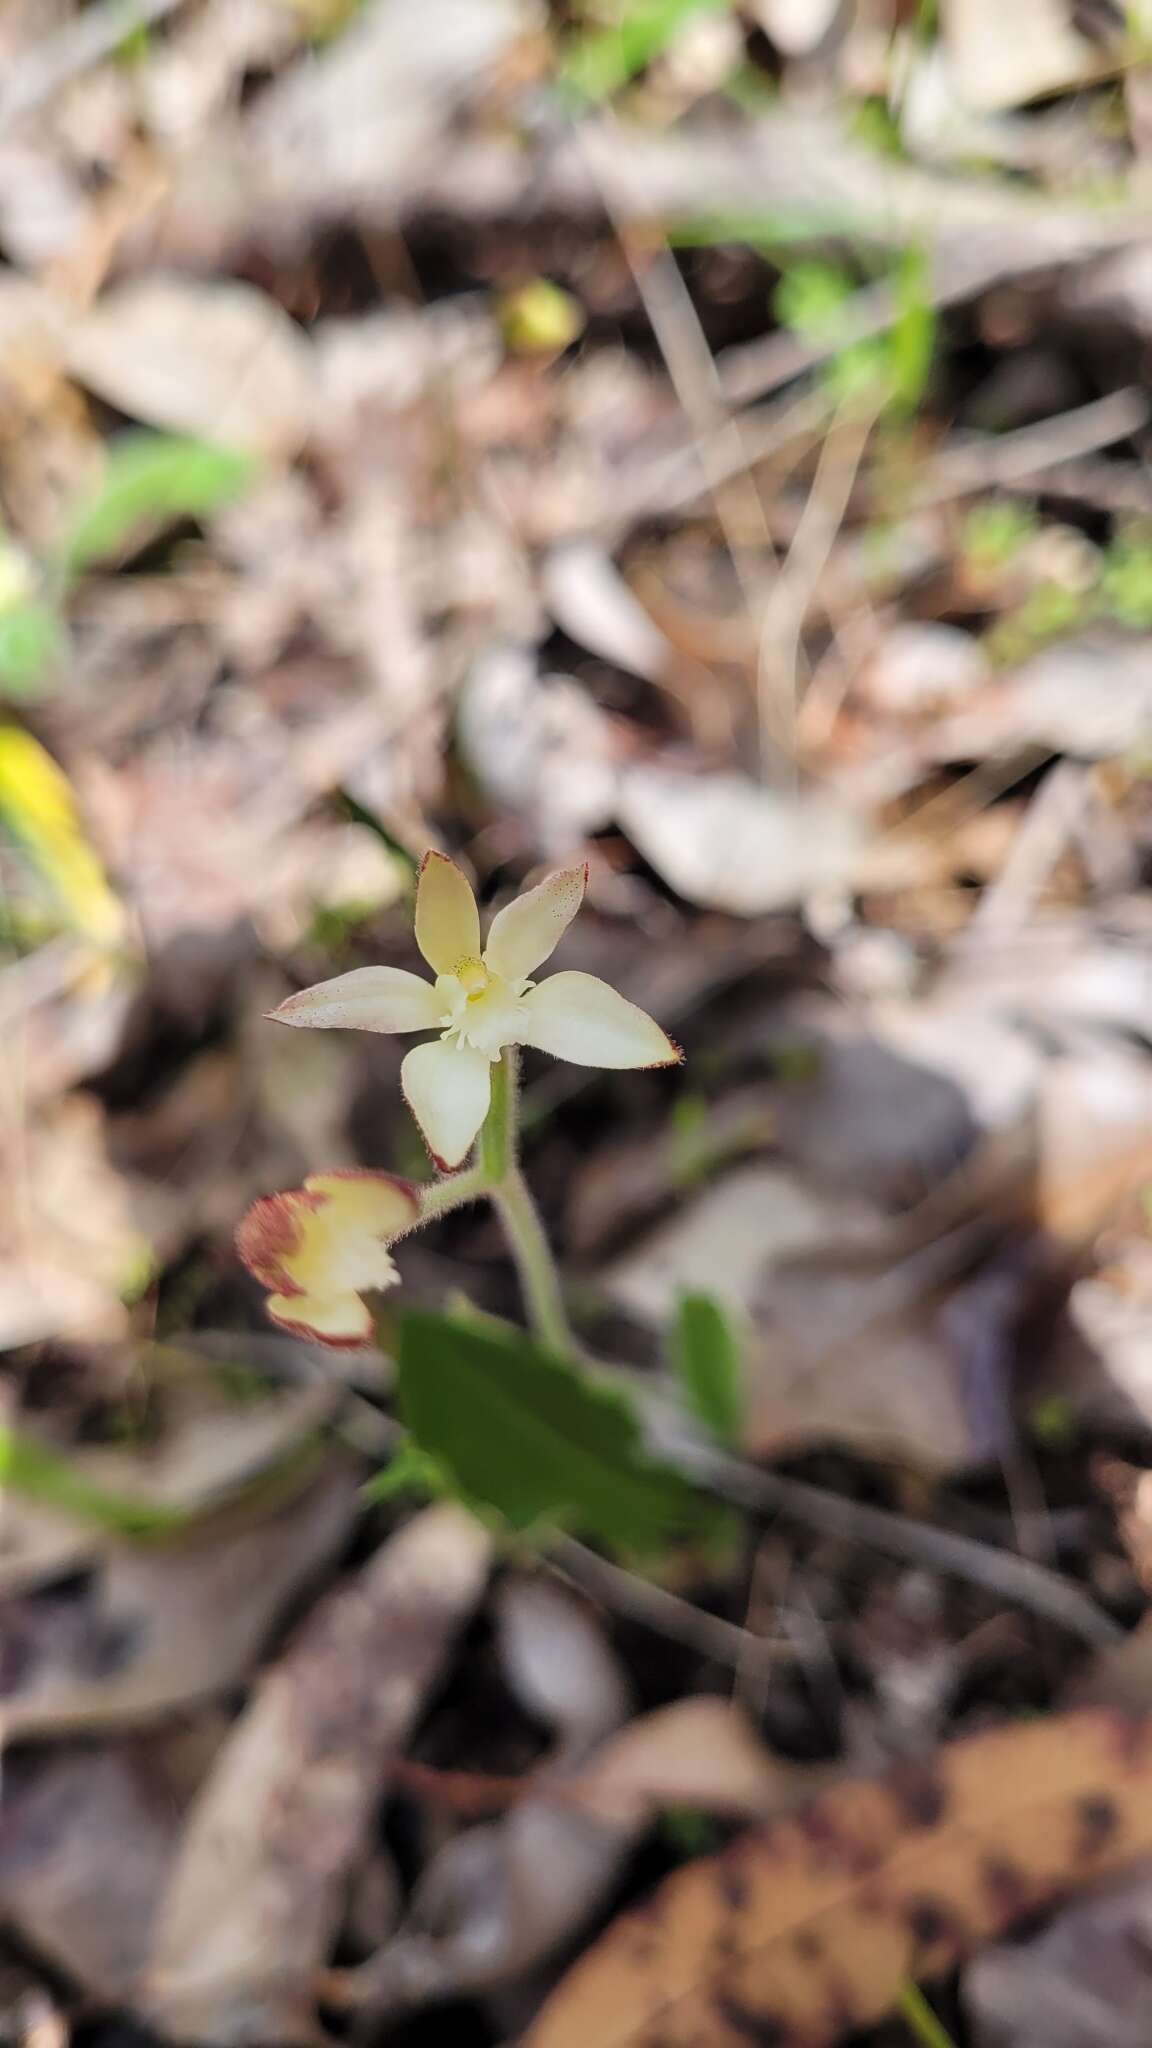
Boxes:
[912,388,1149,509]
[548,1535,813,1676]
[674,1436,1122,1650]
[968,760,1092,937]
[756,395,880,780]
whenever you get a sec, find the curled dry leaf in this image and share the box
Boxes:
[542,541,674,685]
[140,1504,492,2046]
[525,1709,1152,2048]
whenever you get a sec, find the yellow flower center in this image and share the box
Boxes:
[455,956,489,998]
[435,958,527,1060]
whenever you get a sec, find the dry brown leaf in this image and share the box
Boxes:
[495,1574,633,1754]
[71,1365,341,1515]
[66,273,316,456]
[1070,1616,1152,1716]
[525,1708,1152,2048]
[750,0,842,58]
[0,1093,147,1349]
[246,0,533,219]
[573,1698,816,1829]
[933,635,1152,763]
[140,1504,492,2046]
[616,767,862,916]
[607,1163,981,1471]
[0,1743,190,1999]
[458,644,620,858]
[542,542,675,685]
[0,1463,358,1738]
[943,0,1112,112]
[335,1699,810,2017]
[966,1861,1152,2048]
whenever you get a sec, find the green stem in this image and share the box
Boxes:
[480,1046,516,1182]
[474,1047,574,1355]
[898,1983,958,2048]
[492,1164,575,1357]
[414,1047,574,1355]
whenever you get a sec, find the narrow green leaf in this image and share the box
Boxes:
[361,1439,451,1505]
[64,432,255,573]
[898,1981,959,2048]
[0,602,61,699]
[887,243,935,413]
[669,1291,743,1447]
[0,1425,188,1537]
[397,1309,714,1554]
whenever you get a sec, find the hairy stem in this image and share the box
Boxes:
[475,1048,572,1354]
[492,1163,574,1356]
[480,1045,516,1182]
[416,1162,490,1224]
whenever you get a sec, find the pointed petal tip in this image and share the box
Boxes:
[648,1030,683,1069]
[400,1078,466,1173]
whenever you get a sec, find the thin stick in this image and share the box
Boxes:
[912,388,1149,509]
[548,1534,810,1676]
[756,395,879,780]
[967,760,1090,938]
[612,231,780,620]
[670,1434,1121,1649]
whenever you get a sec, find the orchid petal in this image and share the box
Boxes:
[236,1169,417,1350]
[303,1170,420,1245]
[401,1039,491,1169]
[518,972,680,1069]
[484,864,588,985]
[414,851,481,975]
[265,1291,374,1347]
[272,966,442,1035]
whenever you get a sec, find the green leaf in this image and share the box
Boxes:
[669,1291,743,1447]
[0,602,62,699]
[64,432,255,574]
[561,0,732,103]
[774,257,856,339]
[397,1309,714,1554]
[0,1425,188,1537]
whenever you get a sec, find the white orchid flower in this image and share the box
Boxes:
[273,854,680,1169]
